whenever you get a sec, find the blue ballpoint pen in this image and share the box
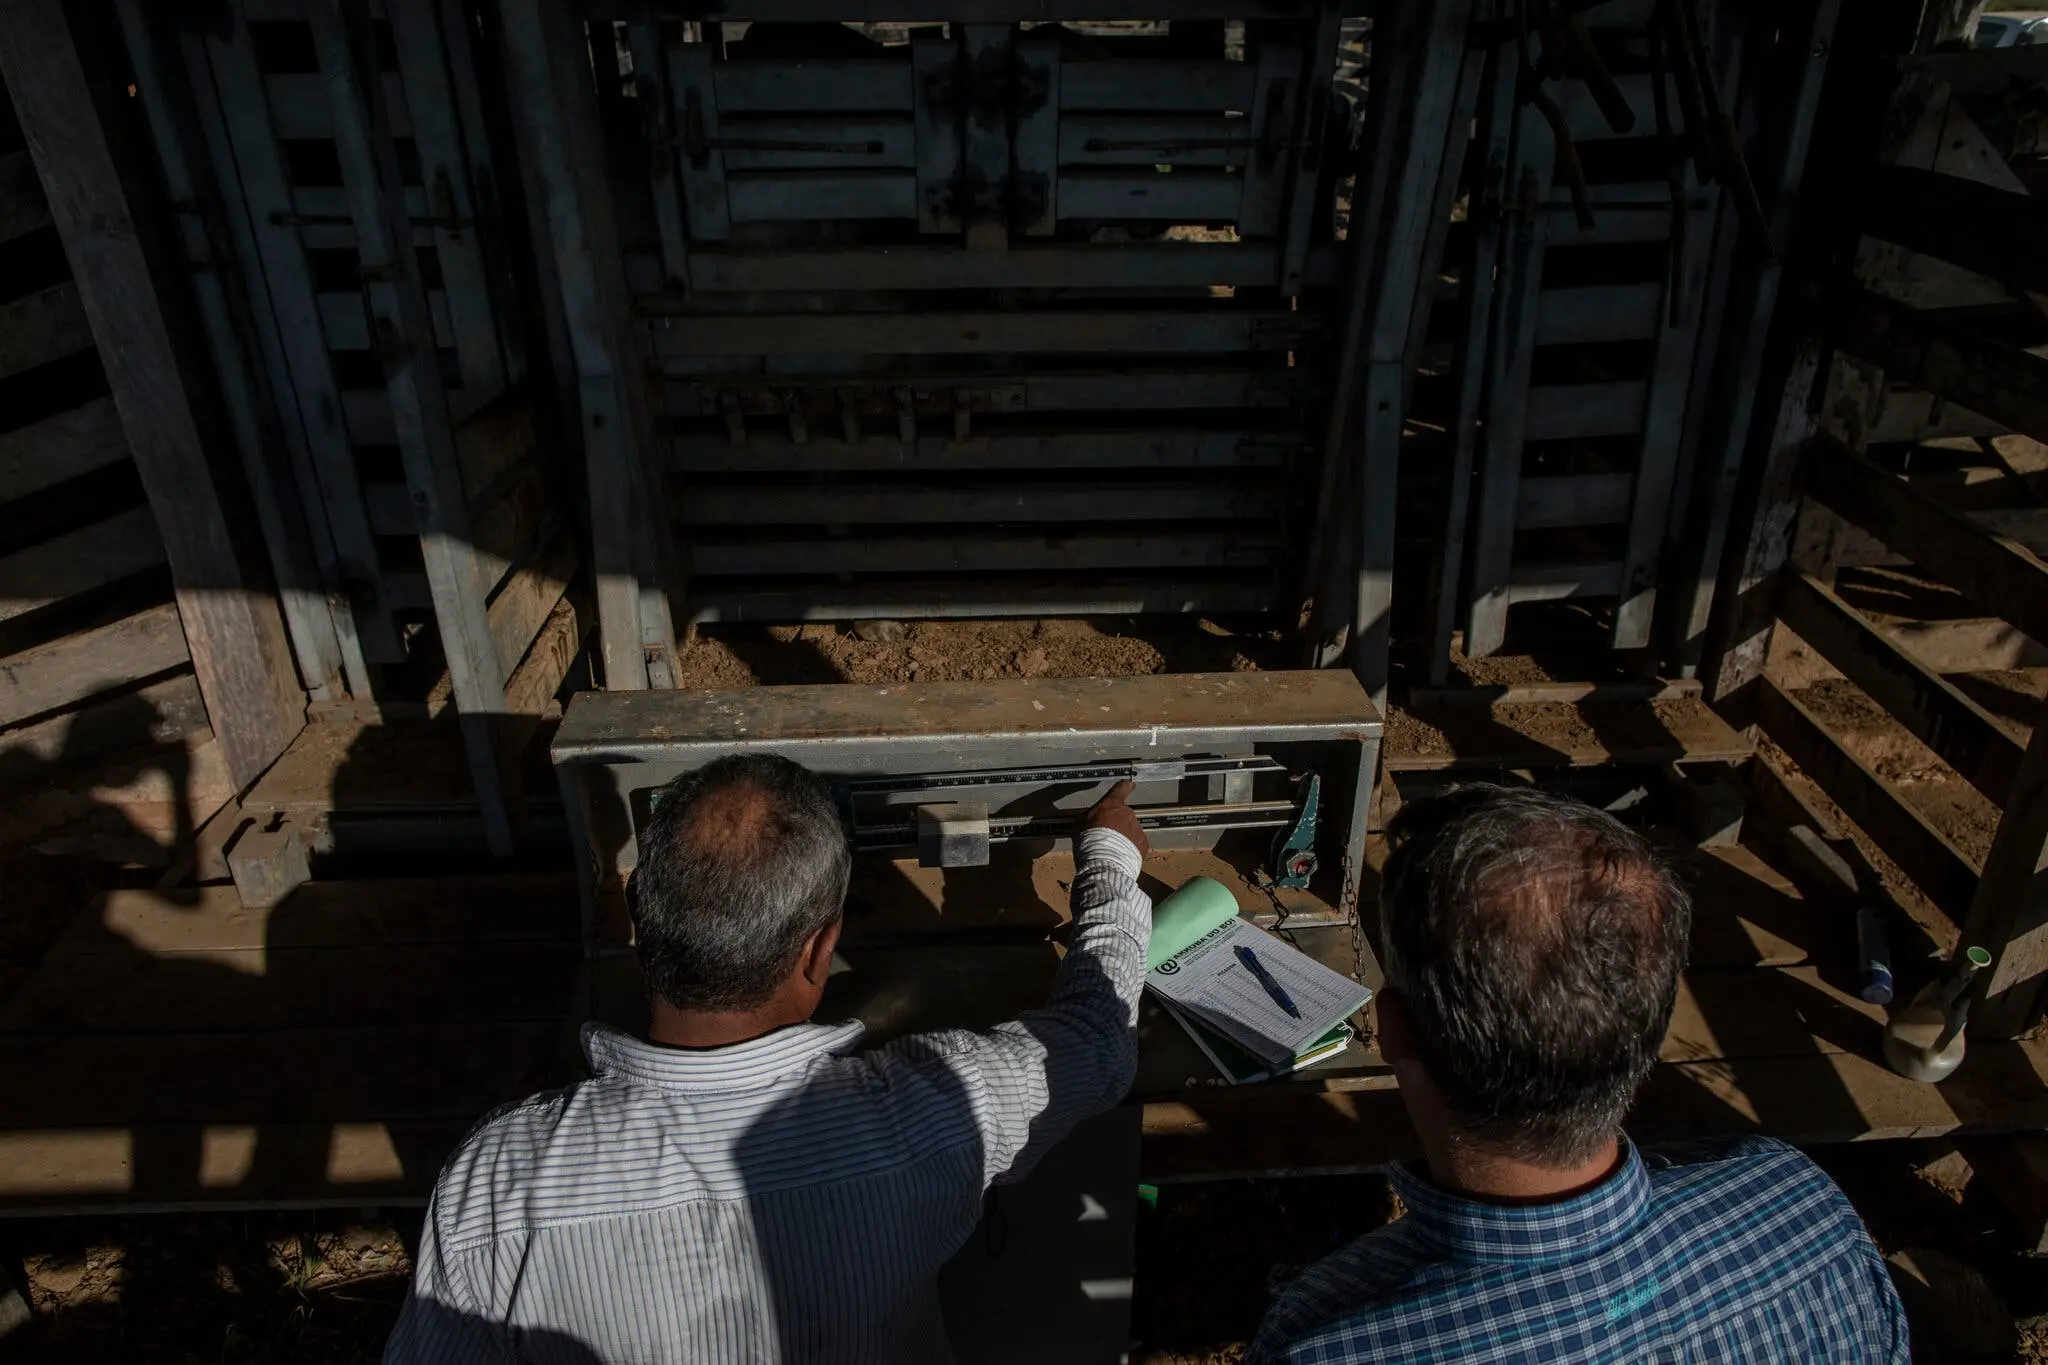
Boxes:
[1234,944,1302,1019]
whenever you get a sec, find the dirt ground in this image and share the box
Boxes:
[9,1144,2048,1362]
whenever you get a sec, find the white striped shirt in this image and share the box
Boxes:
[384,828,1151,1364]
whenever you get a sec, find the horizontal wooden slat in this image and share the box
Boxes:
[713,59,912,113]
[1865,165,2048,296]
[668,242,1344,292]
[1506,560,1623,603]
[1756,675,1979,923]
[686,577,1281,624]
[289,184,431,224]
[263,71,413,139]
[678,481,1281,526]
[1804,435,2048,647]
[317,290,457,352]
[1834,288,2048,446]
[1060,61,1256,112]
[647,311,1303,359]
[1058,115,1249,167]
[1535,283,1664,346]
[1777,570,2024,805]
[1516,472,1632,529]
[1552,71,1665,141]
[714,115,914,170]
[0,601,190,730]
[486,534,576,683]
[1055,172,1244,221]
[1524,382,1646,440]
[0,281,95,382]
[1868,389,2004,445]
[0,149,51,246]
[0,672,208,782]
[0,506,167,624]
[665,370,1317,419]
[0,396,127,504]
[690,530,1280,576]
[504,595,579,718]
[725,171,917,222]
[669,429,1300,473]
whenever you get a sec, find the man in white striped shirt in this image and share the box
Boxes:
[385,755,1154,1364]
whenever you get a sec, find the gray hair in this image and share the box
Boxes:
[632,754,852,1012]
[1379,783,1690,1167]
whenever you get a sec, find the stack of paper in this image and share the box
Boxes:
[1145,876,1373,1084]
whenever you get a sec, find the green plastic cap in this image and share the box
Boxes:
[1966,946,1993,969]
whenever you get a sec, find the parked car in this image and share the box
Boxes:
[1973,11,2048,45]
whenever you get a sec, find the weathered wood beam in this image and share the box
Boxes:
[0,0,305,788]
[1803,434,2048,647]
[1777,570,2026,805]
[0,603,191,731]
[1756,675,1979,924]
[1833,289,2048,447]
[1866,166,2048,296]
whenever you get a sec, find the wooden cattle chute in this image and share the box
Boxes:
[1710,37,2048,1040]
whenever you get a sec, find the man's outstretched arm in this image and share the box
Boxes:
[875,780,1153,1187]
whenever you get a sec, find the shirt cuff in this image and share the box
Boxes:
[1077,826,1143,879]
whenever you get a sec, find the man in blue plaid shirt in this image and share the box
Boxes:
[1249,785,1907,1364]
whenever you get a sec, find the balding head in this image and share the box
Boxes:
[1380,784,1691,1167]
[632,755,851,1012]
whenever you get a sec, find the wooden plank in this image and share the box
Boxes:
[0,505,167,624]
[0,148,52,245]
[1277,7,1343,297]
[1,0,308,788]
[1016,34,1060,237]
[1054,173,1243,222]
[669,40,731,241]
[1757,675,1980,922]
[0,672,208,780]
[1834,289,2048,447]
[1962,720,2048,1037]
[1057,114,1249,168]
[710,115,914,171]
[0,396,127,504]
[0,602,191,729]
[673,243,1334,292]
[960,24,1010,249]
[1516,472,1632,529]
[1464,100,1557,657]
[687,579,1280,624]
[713,58,912,114]
[680,482,1280,526]
[911,30,960,235]
[724,171,917,222]
[1506,559,1622,603]
[1524,381,1648,440]
[315,290,456,352]
[1865,166,2048,297]
[1060,60,1256,112]
[0,281,96,382]
[1533,284,1664,346]
[626,23,689,289]
[1235,37,1298,238]
[1778,571,2025,805]
[668,429,1299,473]
[1804,435,2048,648]
[306,0,511,852]
[503,594,579,717]
[690,531,1280,576]
[486,533,575,682]
[1410,679,1703,708]
[1550,70,1661,141]
[647,311,1302,359]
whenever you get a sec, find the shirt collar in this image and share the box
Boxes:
[1387,1139,1651,1265]
[581,1019,867,1090]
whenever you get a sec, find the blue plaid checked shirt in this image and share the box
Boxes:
[1248,1136,1907,1364]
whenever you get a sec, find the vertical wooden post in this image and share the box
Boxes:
[500,0,678,691]
[0,0,305,790]
[1962,723,2048,1038]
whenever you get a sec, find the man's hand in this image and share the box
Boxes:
[1084,779,1150,858]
